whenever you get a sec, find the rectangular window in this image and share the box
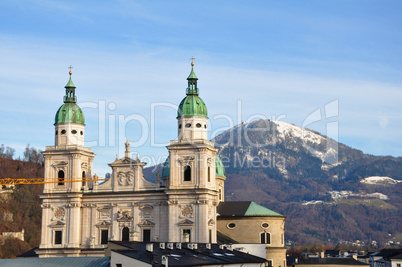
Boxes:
[143,229,151,242]
[101,230,108,244]
[267,260,272,267]
[260,233,271,244]
[116,264,122,267]
[55,230,62,245]
[209,229,212,243]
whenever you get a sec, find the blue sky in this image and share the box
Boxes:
[0,1,401,176]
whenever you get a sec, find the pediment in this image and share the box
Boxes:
[178,219,194,226]
[138,219,155,227]
[95,220,112,228]
[49,220,65,228]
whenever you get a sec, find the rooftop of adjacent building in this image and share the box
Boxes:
[296,257,369,266]
[109,241,267,267]
[217,201,284,217]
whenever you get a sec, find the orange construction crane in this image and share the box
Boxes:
[0,177,108,186]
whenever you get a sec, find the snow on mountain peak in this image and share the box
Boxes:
[360,176,400,185]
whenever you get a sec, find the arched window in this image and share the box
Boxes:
[184,166,191,182]
[260,232,271,244]
[208,167,211,182]
[122,227,130,242]
[82,171,86,187]
[58,170,64,186]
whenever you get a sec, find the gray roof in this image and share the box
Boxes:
[110,241,266,267]
[297,258,369,266]
[0,257,109,267]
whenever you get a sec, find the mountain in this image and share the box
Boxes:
[212,119,402,245]
[145,119,402,246]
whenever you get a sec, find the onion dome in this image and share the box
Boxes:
[54,71,85,125]
[177,62,208,118]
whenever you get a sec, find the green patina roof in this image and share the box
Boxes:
[244,202,283,217]
[215,155,226,178]
[161,156,170,178]
[161,155,226,179]
[65,76,76,88]
[54,74,85,125]
[177,65,208,118]
[187,67,198,80]
[217,201,283,217]
[177,95,208,118]
[54,102,85,125]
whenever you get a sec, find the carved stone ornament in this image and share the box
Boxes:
[41,204,51,209]
[178,156,195,166]
[81,162,88,170]
[98,208,111,220]
[95,221,112,228]
[66,203,80,208]
[167,200,178,205]
[178,219,194,226]
[49,220,65,228]
[139,205,154,218]
[118,171,134,186]
[207,157,213,165]
[117,210,133,222]
[208,219,215,226]
[138,219,155,227]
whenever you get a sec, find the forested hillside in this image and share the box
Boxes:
[0,145,43,258]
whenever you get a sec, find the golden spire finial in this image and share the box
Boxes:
[68,65,73,75]
[190,56,195,66]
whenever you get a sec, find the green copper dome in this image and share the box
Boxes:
[177,95,208,118]
[54,103,85,125]
[215,155,226,178]
[54,74,85,125]
[177,65,208,118]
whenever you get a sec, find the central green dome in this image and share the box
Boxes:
[54,73,85,125]
[177,64,208,118]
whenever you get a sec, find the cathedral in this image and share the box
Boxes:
[36,62,286,266]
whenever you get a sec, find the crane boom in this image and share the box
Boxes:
[0,177,108,186]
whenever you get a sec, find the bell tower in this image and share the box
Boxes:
[164,60,219,243]
[38,68,95,257]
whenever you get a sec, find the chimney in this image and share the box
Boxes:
[320,251,324,258]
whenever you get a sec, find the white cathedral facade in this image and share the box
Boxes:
[37,63,227,257]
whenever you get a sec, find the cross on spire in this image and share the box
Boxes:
[190,57,195,66]
[68,65,73,75]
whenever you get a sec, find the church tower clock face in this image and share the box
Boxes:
[181,205,193,217]
[54,208,65,220]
